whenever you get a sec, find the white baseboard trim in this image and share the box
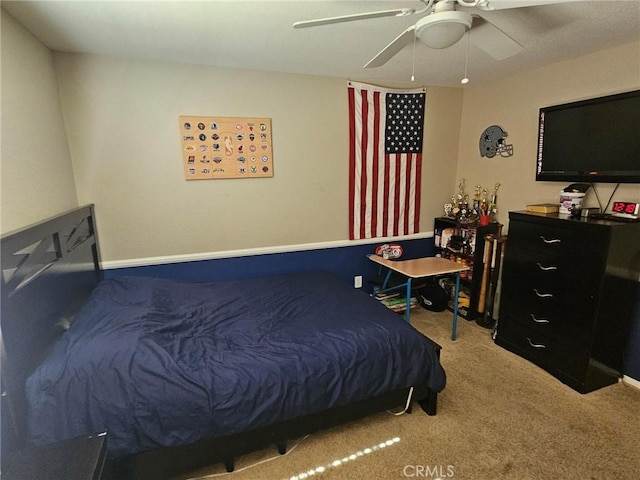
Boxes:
[622,375,640,390]
[102,232,434,270]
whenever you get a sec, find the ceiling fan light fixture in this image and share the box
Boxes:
[415,11,473,49]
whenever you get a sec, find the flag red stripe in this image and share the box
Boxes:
[371,91,381,238]
[393,155,401,237]
[414,153,423,234]
[359,89,369,240]
[382,155,390,237]
[348,87,356,240]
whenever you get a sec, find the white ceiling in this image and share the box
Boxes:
[3,0,640,87]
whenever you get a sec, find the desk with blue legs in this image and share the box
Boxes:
[368,255,470,341]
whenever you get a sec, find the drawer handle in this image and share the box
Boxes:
[536,263,558,271]
[539,236,561,244]
[530,314,549,324]
[527,337,546,349]
[533,289,554,298]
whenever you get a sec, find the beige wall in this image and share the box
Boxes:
[423,87,464,225]
[53,53,461,262]
[456,40,640,229]
[3,11,638,260]
[0,11,78,234]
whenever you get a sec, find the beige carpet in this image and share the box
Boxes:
[175,308,640,480]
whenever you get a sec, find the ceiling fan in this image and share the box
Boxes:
[293,0,586,68]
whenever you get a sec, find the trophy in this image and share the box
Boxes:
[490,183,501,215]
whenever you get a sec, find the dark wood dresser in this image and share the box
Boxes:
[495,211,640,393]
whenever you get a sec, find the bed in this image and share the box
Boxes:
[1,205,446,479]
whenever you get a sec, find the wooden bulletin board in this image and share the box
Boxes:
[179,116,273,180]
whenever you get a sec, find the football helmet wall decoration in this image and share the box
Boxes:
[479,125,513,158]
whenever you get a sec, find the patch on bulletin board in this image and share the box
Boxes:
[179,116,273,180]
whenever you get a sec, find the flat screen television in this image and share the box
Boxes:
[536,89,640,183]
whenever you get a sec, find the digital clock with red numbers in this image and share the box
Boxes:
[611,201,640,218]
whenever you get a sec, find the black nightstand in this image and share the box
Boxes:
[3,432,107,480]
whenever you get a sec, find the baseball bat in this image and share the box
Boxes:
[477,233,495,314]
[483,235,506,322]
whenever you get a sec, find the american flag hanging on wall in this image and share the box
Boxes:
[348,81,426,240]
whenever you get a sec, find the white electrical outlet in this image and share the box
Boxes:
[354,275,363,288]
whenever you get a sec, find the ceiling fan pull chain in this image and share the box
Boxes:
[411,32,417,81]
[461,30,470,84]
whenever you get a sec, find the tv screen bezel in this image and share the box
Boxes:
[535,89,640,184]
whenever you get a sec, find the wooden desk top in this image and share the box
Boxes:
[369,255,470,278]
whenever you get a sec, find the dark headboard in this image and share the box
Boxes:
[1,205,103,456]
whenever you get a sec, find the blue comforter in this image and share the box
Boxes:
[26,272,445,456]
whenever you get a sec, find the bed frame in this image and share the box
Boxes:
[1,205,441,480]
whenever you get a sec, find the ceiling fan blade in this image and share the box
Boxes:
[475,0,588,11]
[470,19,523,60]
[364,25,417,68]
[293,8,414,29]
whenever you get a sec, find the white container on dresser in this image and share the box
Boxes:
[495,211,640,393]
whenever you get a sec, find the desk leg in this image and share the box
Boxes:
[452,272,460,341]
[405,278,412,323]
[381,269,393,290]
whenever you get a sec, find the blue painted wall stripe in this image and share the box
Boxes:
[103,238,435,295]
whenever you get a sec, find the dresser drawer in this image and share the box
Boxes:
[500,277,596,346]
[502,246,603,296]
[500,297,593,349]
[496,319,589,382]
[496,319,551,365]
[550,340,590,384]
[507,219,607,260]
[500,259,597,345]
